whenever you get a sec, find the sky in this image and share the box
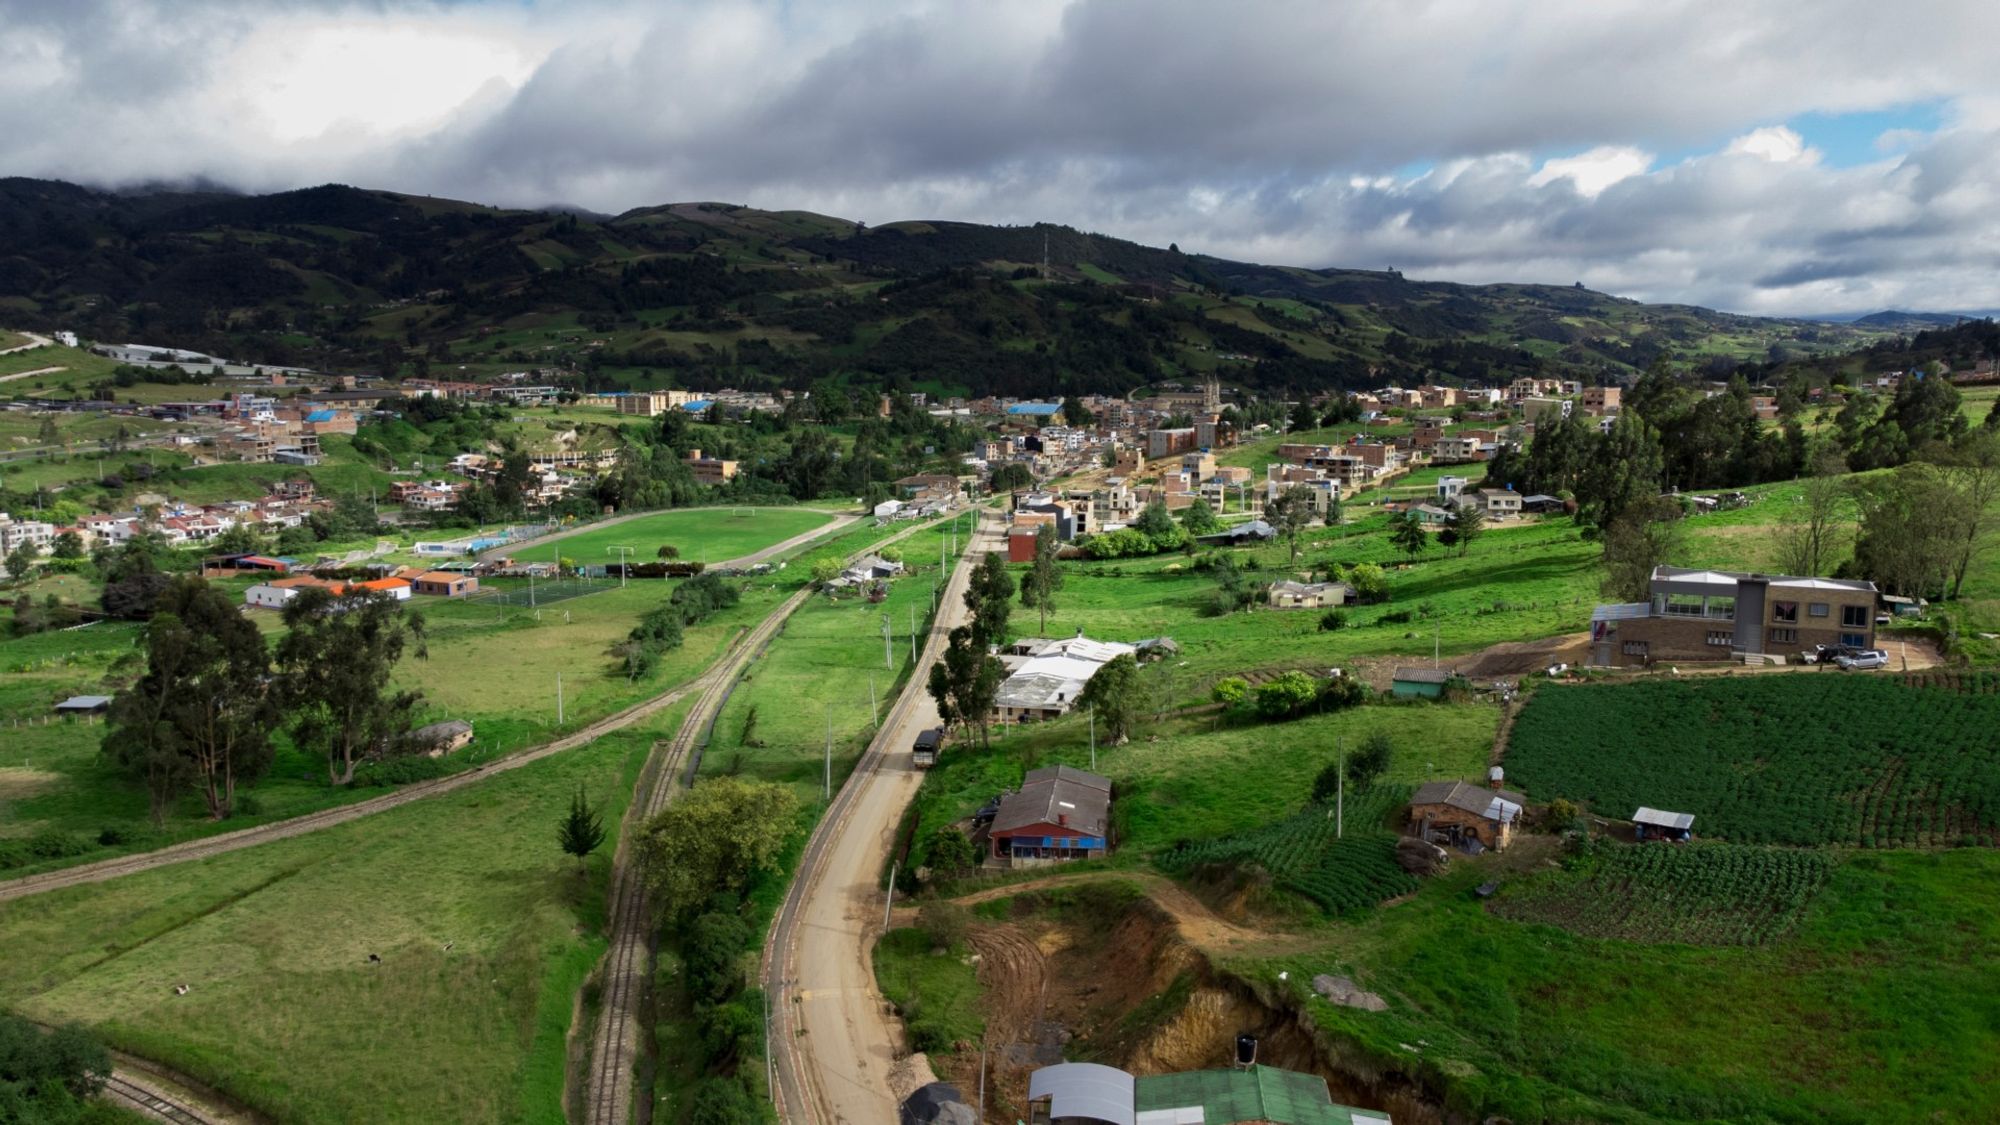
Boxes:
[4,0,2000,317]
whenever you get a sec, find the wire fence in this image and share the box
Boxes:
[472,578,616,609]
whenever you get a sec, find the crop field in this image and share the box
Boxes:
[1158,787,1417,916]
[526,505,837,567]
[1504,675,2000,847]
[1491,843,1835,946]
[0,704,679,1125]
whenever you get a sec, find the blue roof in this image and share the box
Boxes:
[681,400,713,412]
[1007,402,1062,416]
[304,410,336,422]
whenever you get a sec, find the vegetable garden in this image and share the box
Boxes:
[1491,843,1834,945]
[1505,675,2000,847]
[1158,788,1417,916]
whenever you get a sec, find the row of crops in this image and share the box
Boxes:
[1505,676,2000,848]
[1491,843,1834,946]
[1157,788,1418,916]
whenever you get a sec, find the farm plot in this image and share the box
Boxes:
[1504,675,2000,847]
[1491,843,1835,946]
[1157,788,1417,916]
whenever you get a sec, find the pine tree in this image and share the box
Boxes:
[558,787,606,874]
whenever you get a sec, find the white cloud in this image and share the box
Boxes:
[1528,146,1654,197]
[1725,125,1818,164]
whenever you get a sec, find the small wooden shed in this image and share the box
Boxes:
[1633,807,1695,843]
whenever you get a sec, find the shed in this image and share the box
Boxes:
[1027,1062,1136,1125]
[1632,806,1695,843]
[1409,780,1526,851]
[244,583,298,610]
[412,571,478,597]
[54,695,112,715]
[1135,1065,1389,1125]
[405,719,474,758]
[1390,667,1451,699]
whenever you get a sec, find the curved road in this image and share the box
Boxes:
[0,330,53,355]
[0,523,860,906]
[765,510,1002,1124]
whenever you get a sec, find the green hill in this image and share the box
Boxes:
[0,177,1883,398]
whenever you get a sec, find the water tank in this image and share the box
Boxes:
[1235,1034,1258,1067]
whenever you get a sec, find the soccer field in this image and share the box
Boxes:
[521,507,840,567]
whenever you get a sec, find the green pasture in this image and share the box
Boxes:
[0,703,680,1125]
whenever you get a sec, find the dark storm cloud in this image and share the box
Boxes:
[4,0,2000,314]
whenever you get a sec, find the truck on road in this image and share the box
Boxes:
[913,728,944,769]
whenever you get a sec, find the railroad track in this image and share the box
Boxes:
[580,510,967,1124]
[101,1072,214,1124]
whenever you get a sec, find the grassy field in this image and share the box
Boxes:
[699,518,959,800]
[523,506,838,567]
[874,927,984,1053]
[1020,513,1601,699]
[0,572,776,871]
[0,703,680,1124]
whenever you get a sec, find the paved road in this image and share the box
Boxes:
[0,522,898,906]
[766,509,1001,1125]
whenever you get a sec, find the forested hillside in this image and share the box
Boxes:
[0,178,1889,398]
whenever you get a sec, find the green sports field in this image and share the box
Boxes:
[522,506,840,567]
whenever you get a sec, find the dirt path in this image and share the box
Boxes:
[0,365,67,383]
[766,510,1001,1125]
[0,331,52,355]
[915,870,1273,953]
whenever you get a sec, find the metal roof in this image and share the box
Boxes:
[1134,1066,1375,1125]
[1007,402,1063,415]
[1028,1063,1135,1125]
[55,695,113,710]
[1392,667,1451,684]
[992,766,1112,837]
[1411,780,1525,824]
[1633,807,1695,830]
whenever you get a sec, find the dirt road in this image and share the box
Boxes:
[0,330,52,355]
[0,511,929,907]
[766,510,1001,1125]
[0,365,68,383]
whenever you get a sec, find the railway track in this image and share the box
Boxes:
[101,1072,214,1124]
[580,511,966,1124]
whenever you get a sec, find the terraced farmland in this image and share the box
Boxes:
[1491,843,1835,945]
[1158,788,1417,916]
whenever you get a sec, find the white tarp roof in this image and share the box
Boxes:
[1633,807,1695,830]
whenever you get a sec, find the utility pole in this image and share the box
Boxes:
[910,604,917,662]
[1089,705,1096,771]
[870,674,879,732]
[557,672,564,725]
[608,545,633,588]
[881,613,893,670]
[884,862,897,929]
[1434,617,1440,668]
[824,706,833,800]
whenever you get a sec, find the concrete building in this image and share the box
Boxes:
[1409,779,1525,851]
[991,636,1138,723]
[1582,386,1622,416]
[1589,566,1878,668]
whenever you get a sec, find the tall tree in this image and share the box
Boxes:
[927,625,1003,747]
[1178,497,1222,536]
[103,576,276,823]
[1389,510,1429,561]
[1600,496,1686,601]
[634,777,799,922]
[1264,485,1316,560]
[1934,431,2000,598]
[1060,396,1095,428]
[1523,410,1593,495]
[557,787,606,875]
[1018,523,1064,634]
[1289,398,1318,433]
[1772,459,1853,577]
[275,588,427,785]
[1443,502,1485,556]
[1851,463,1964,599]
[1077,653,1143,745]
[1576,412,1666,530]
[963,551,1015,649]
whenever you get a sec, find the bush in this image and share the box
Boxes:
[95,827,127,847]
[683,912,753,1004]
[1254,671,1322,720]
[1317,609,1348,631]
[1378,610,1413,626]
[918,902,971,952]
[352,756,454,787]
[232,794,263,817]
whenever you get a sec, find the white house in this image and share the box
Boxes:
[244,584,298,610]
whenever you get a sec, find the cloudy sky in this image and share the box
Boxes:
[5,0,2000,316]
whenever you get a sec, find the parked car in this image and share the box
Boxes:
[1835,650,1889,671]
[1546,663,1570,678]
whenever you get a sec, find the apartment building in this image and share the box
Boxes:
[1581,386,1622,416]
